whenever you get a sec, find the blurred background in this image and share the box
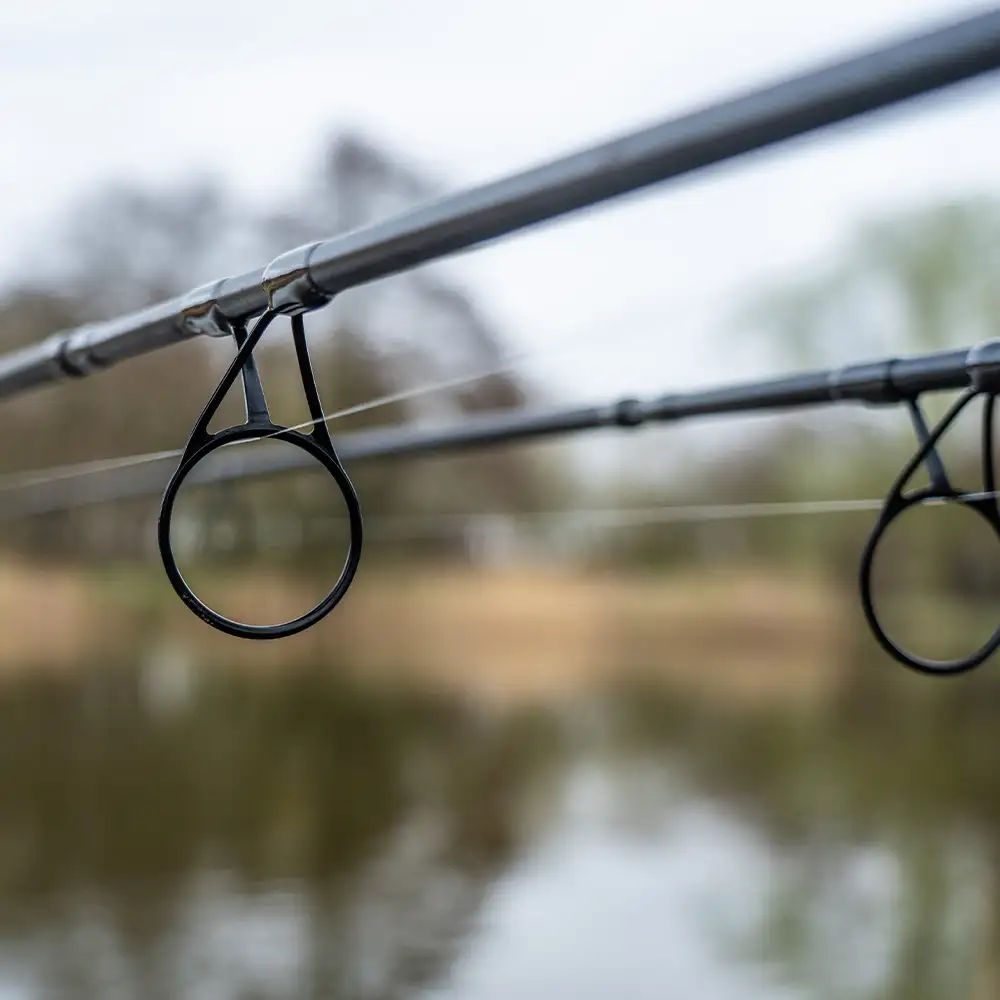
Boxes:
[3,1,1000,997]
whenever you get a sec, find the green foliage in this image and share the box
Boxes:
[604,197,1000,598]
[739,198,1000,365]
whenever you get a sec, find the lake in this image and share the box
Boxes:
[0,656,995,999]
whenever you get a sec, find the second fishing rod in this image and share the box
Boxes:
[6,329,1000,675]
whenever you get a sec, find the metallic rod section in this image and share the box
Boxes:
[0,341,985,521]
[0,9,998,399]
[301,9,1000,297]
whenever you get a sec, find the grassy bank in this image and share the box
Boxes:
[0,557,859,708]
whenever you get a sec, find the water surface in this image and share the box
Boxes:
[0,661,994,999]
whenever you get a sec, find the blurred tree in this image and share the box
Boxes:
[56,180,235,314]
[0,131,557,564]
[603,198,1000,585]
[740,197,1000,366]
[731,198,1000,584]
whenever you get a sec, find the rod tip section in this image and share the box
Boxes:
[262,243,332,315]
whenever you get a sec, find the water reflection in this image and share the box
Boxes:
[0,664,995,998]
[0,666,558,999]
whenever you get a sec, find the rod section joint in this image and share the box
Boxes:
[966,339,1000,393]
[180,280,234,338]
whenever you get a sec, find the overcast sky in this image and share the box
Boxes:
[1,0,999,410]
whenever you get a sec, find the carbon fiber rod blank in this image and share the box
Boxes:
[0,8,997,401]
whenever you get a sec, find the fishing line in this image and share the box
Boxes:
[0,296,714,497]
[348,497,894,539]
[239,492,999,543]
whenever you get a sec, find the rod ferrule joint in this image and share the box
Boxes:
[180,280,232,338]
[966,339,1000,393]
[614,398,645,427]
[829,359,901,404]
[57,325,111,377]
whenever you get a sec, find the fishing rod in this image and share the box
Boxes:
[1,8,997,399]
[0,8,998,665]
[5,335,1000,674]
